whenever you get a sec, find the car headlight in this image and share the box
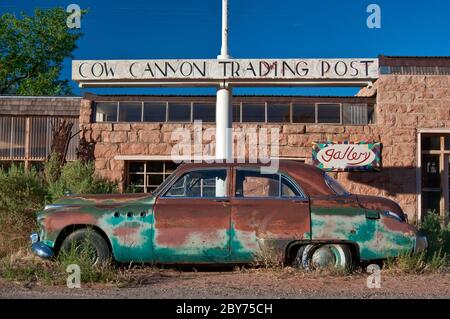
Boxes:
[383,211,404,222]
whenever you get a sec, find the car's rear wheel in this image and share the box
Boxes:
[300,244,352,271]
[60,228,111,266]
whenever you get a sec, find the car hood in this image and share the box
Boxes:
[356,194,406,220]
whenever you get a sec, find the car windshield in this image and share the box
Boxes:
[324,172,350,196]
[151,169,179,195]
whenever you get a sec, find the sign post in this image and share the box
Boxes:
[216,0,232,161]
[71,0,380,163]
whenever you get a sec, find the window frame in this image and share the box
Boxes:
[292,103,317,124]
[92,100,372,125]
[316,103,342,125]
[127,160,179,193]
[143,101,168,123]
[266,103,291,124]
[167,102,192,123]
[233,167,307,200]
[161,167,230,199]
[192,102,216,123]
[118,101,144,122]
[241,103,267,123]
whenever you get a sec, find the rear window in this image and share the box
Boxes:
[324,173,349,196]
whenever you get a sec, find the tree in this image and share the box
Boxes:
[0,8,83,95]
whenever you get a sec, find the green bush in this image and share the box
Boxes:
[0,165,47,217]
[419,213,450,255]
[384,213,450,273]
[47,160,117,200]
[43,152,61,185]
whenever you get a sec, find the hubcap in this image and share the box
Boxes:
[311,245,338,268]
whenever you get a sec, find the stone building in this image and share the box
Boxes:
[1,56,450,224]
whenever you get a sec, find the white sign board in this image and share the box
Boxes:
[72,58,379,87]
[312,142,381,171]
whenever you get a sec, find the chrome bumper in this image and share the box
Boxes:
[30,233,54,259]
[414,235,428,254]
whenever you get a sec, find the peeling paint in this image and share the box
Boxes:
[33,161,423,265]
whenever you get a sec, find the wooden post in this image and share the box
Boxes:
[24,117,30,169]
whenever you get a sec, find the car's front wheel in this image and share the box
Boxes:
[60,228,111,265]
[297,244,352,271]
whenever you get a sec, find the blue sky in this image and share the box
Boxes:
[2,0,450,96]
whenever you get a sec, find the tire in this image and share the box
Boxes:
[60,228,111,265]
[293,245,306,268]
[301,244,352,271]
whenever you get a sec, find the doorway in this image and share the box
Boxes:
[420,133,450,223]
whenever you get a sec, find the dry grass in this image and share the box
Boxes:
[384,250,449,275]
[0,212,36,259]
[251,243,285,269]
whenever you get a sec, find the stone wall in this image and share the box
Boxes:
[342,74,450,221]
[79,73,450,222]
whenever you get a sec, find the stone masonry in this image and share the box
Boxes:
[79,73,450,222]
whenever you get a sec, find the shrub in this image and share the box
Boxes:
[419,213,450,255]
[0,164,47,218]
[385,213,450,273]
[47,160,117,200]
[43,152,62,185]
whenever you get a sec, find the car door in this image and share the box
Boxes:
[153,167,231,263]
[230,167,311,262]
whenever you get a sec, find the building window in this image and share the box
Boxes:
[0,116,78,162]
[93,100,373,125]
[193,103,215,122]
[95,102,118,122]
[168,103,191,122]
[127,161,180,193]
[420,134,450,222]
[143,102,167,122]
[0,116,25,159]
[317,104,341,124]
[242,103,265,122]
[342,104,368,125]
[267,103,290,123]
[367,105,375,124]
[233,104,241,122]
[119,102,142,122]
[292,104,315,123]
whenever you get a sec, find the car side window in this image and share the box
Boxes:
[235,169,304,198]
[164,169,228,198]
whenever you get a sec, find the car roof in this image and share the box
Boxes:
[177,160,334,196]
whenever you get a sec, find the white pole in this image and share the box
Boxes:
[216,0,232,161]
[218,0,231,60]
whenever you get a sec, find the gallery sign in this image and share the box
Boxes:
[312,142,381,171]
[72,58,379,85]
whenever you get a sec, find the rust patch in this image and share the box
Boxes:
[44,212,97,233]
[113,226,140,237]
[381,215,416,234]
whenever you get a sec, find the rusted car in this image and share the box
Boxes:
[31,161,427,269]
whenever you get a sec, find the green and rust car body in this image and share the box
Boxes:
[31,161,427,264]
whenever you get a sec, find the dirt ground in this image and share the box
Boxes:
[0,268,449,299]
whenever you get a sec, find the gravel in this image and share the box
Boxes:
[1,270,449,299]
